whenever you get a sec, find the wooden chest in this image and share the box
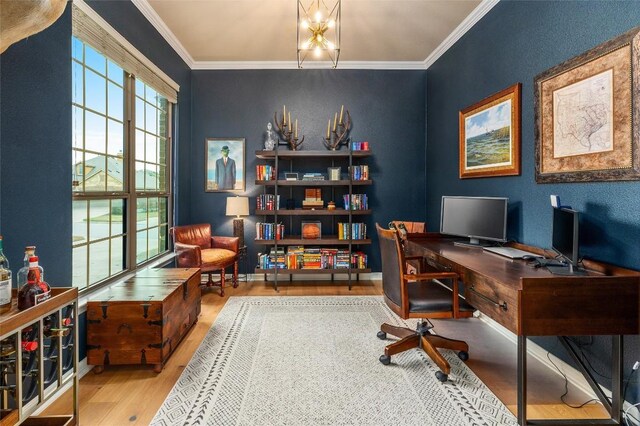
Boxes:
[86,268,201,373]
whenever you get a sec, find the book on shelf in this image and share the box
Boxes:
[351,141,369,151]
[256,194,280,210]
[257,246,368,270]
[348,165,369,181]
[302,172,325,181]
[256,164,276,181]
[255,222,284,240]
[343,194,368,210]
[338,223,368,240]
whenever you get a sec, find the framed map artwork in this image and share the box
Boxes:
[534,27,640,183]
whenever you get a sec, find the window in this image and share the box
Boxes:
[72,36,172,290]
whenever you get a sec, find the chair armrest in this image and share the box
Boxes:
[211,236,239,253]
[174,242,202,267]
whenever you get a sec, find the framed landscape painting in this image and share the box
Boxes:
[205,138,245,192]
[534,27,640,183]
[459,83,521,179]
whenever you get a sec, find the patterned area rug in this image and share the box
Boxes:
[152,296,518,426]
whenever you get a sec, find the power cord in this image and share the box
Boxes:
[621,362,640,426]
[545,351,601,408]
[623,402,640,426]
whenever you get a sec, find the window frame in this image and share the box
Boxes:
[72,37,174,293]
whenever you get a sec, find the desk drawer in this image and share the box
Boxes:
[463,271,518,334]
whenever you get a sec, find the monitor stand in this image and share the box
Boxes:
[546,263,589,276]
[453,238,491,248]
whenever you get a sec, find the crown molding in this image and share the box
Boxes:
[192,61,427,70]
[130,0,195,69]
[423,0,500,69]
[132,0,498,71]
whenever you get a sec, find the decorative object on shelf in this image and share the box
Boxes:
[303,188,324,209]
[297,0,341,68]
[302,221,322,239]
[327,167,341,180]
[206,138,245,192]
[226,196,250,248]
[327,201,336,210]
[535,27,640,183]
[264,122,277,150]
[324,105,351,150]
[274,105,304,150]
[459,83,521,179]
[285,172,299,181]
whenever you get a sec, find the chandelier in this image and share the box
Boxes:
[297,0,341,68]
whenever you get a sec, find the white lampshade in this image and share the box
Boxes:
[226,196,249,217]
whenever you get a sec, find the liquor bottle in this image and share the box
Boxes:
[17,256,50,310]
[16,246,39,291]
[0,236,12,314]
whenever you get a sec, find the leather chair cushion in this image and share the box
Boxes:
[172,224,212,249]
[408,281,475,314]
[201,248,237,270]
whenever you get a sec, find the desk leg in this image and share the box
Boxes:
[518,335,527,425]
[611,335,622,423]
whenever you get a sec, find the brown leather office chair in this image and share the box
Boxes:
[171,223,239,297]
[376,223,475,382]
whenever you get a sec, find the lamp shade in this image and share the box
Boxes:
[226,196,249,217]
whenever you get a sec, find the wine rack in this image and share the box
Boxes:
[0,288,78,425]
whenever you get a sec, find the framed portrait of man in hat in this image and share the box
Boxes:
[205,138,245,192]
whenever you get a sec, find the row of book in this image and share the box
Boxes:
[256,164,276,181]
[256,194,280,210]
[338,223,368,240]
[255,222,285,240]
[343,194,369,210]
[257,246,368,270]
[352,141,370,151]
[348,165,369,181]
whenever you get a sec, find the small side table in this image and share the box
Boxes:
[237,246,249,282]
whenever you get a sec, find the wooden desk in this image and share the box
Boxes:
[406,236,640,426]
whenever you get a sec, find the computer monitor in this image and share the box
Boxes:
[551,207,580,272]
[440,196,508,247]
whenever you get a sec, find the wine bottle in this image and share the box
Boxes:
[16,246,38,291]
[0,236,12,314]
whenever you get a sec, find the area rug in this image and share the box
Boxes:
[151,296,517,426]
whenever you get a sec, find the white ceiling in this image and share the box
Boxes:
[133,0,496,69]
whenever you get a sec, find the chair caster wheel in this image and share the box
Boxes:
[435,371,448,382]
[458,351,469,361]
[377,331,387,340]
[379,355,391,365]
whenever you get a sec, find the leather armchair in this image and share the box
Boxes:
[171,223,239,297]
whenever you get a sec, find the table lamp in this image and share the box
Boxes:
[226,196,249,247]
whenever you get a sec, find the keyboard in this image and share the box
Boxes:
[483,246,543,259]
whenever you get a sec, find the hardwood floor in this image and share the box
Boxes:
[45,279,608,424]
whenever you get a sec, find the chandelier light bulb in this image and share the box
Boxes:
[327,19,335,28]
[314,46,322,57]
[302,40,310,49]
[316,34,323,43]
[301,20,309,29]
[327,41,334,50]
[315,11,322,22]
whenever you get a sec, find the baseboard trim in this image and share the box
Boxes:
[477,313,639,423]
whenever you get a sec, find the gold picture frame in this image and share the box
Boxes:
[459,83,521,179]
[534,26,640,183]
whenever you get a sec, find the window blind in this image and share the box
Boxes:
[72,3,178,103]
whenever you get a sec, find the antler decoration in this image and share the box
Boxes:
[323,105,351,150]
[274,105,304,150]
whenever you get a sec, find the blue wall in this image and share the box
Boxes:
[190,70,427,271]
[426,0,640,403]
[1,6,73,285]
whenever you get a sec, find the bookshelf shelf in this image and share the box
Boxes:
[254,147,372,291]
[255,209,372,216]
[255,268,372,274]
[255,180,372,186]
[254,237,371,245]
